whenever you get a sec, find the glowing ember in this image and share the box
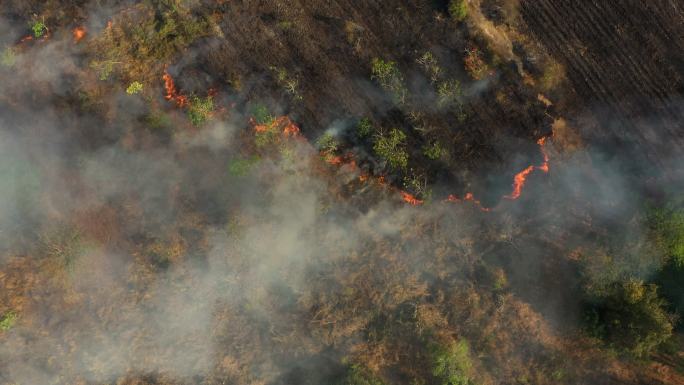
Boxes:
[73,26,86,42]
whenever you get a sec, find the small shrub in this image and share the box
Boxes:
[270,66,302,100]
[0,311,18,331]
[317,133,340,160]
[357,117,374,138]
[449,0,468,22]
[423,141,447,160]
[1,47,16,68]
[436,79,462,109]
[417,52,442,83]
[144,110,171,130]
[254,124,280,148]
[187,95,213,126]
[403,171,432,201]
[40,224,83,269]
[252,104,274,125]
[31,20,47,38]
[464,46,492,80]
[371,58,408,105]
[89,60,118,81]
[648,205,684,267]
[126,81,144,95]
[374,128,409,170]
[338,364,385,385]
[228,156,260,177]
[430,340,474,385]
[540,59,564,91]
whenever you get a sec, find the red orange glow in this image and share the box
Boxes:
[401,191,424,206]
[162,69,188,108]
[73,27,86,43]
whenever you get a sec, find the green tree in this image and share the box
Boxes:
[429,340,474,385]
[586,279,673,357]
[449,0,468,22]
[371,58,408,105]
[374,128,409,170]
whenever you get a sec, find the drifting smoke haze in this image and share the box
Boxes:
[0,2,682,385]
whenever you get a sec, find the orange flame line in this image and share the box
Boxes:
[400,191,424,206]
[162,68,189,108]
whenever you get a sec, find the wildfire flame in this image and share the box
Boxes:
[401,191,424,206]
[162,68,188,108]
[252,116,301,138]
[244,113,551,210]
[73,26,86,43]
[504,136,551,200]
[445,192,491,212]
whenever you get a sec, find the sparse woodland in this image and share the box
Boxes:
[0,1,682,384]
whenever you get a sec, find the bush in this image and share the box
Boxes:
[357,117,374,138]
[252,104,274,125]
[429,340,474,385]
[648,204,684,326]
[464,46,492,80]
[449,0,468,22]
[0,311,18,331]
[648,205,684,267]
[373,128,408,170]
[228,156,259,177]
[1,47,16,68]
[317,133,340,161]
[40,224,83,269]
[417,52,442,84]
[586,279,673,358]
[31,20,47,38]
[126,81,144,95]
[423,141,446,160]
[436,79,462,109]
[338,364,384,385]
[187,96,214,126]
[89,3,213,82]
[371,58,408,105]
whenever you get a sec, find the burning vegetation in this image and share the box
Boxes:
[0,1,682,385]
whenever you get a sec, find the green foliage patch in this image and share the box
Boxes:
[126,81,144,95]
[371,58,408,105]
[228,156,260,177]
[338,364,385,385]
[449,0,468,22]
[374,128,409,170]
[1,47,16,68]
[187,96,214,126]
[586,279,673,358]
[31,20,47,38]
[0,311,18,331]
[430,340,475,385]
